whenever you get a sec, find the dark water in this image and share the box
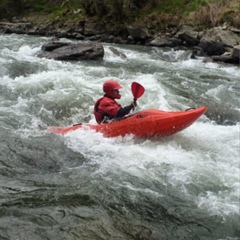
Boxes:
[0,34,239,240]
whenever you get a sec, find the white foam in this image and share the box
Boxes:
[1,35,239,219]
[63,119,239,217]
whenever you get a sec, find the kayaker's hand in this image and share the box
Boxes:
[132,100,137,108]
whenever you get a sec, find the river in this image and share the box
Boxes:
[0,34,239,240]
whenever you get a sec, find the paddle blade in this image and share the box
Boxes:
[131,82,145,100]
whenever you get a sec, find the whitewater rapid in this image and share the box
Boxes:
[0,34,239,240]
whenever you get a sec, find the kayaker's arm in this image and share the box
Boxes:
[117,102,136,117]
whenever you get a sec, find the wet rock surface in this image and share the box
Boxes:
[1,18,239,64]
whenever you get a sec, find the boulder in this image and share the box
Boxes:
[0,21,32,34]
[109,47,127,59]
[38,42,104,61]
[41,41,69,51]
[84,21,105,36]
[149,36,182,47]
[198,27,240,56]
[211,54,237,64]
[126,24,151,43]
[203,46,240,64]
[232,45,240,60]
[175,25,200,46]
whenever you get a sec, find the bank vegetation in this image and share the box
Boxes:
[0,0,240,31]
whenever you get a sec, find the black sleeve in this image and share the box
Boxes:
[117,104,134,118]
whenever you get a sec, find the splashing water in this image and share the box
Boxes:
[0,34,239,240]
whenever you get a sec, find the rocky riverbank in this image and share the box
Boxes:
[1,18,240,64]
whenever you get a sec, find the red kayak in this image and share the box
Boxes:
[48,107,207,138]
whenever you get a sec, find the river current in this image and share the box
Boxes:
[0,34,239,240]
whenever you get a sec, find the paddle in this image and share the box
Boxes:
[131,82,145,103]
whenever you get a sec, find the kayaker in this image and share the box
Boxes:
[94,80,137,124]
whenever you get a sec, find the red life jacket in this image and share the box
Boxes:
[94,96,121,124]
